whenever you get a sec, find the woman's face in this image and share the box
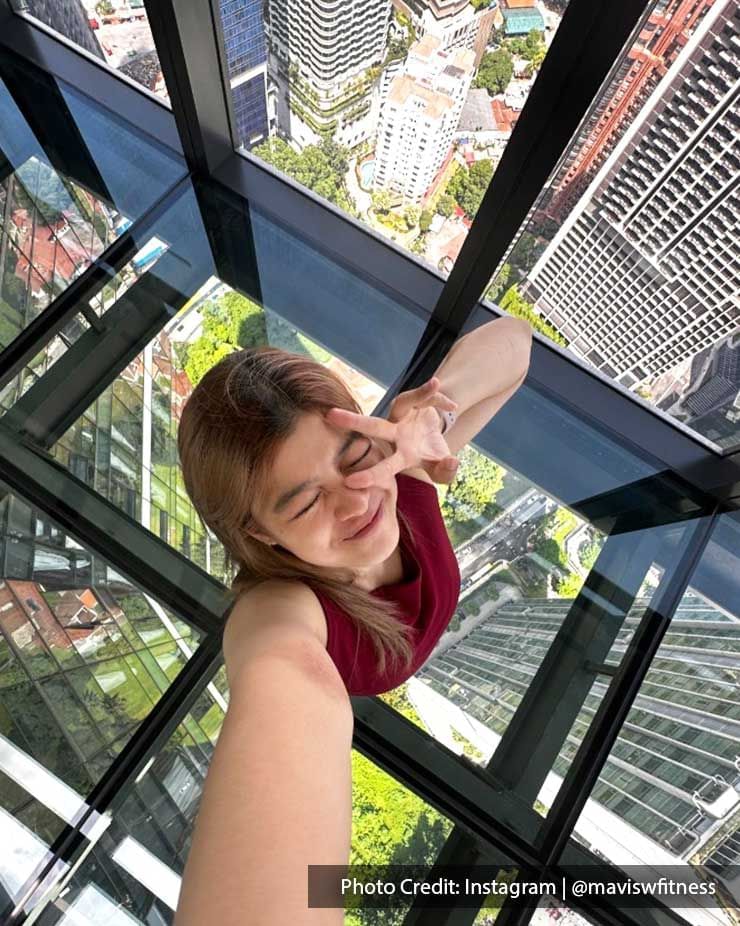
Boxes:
[248,410,400,570]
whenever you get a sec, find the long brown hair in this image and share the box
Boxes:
[177,346,415,681]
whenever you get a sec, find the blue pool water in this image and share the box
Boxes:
[359,160,375,188]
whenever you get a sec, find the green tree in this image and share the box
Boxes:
[486,262,512,303]
[556,572,585,598]
[441,446,504,523]
[525,28,545,58]
[253,137,354,213]
[436,193,456,218]
[96,0,113,14]
[419,209,433,233]
[499,284,567,347]
[508,232,540,275]
[447,160,494,219]
[372,190,393,214]
[474,49,514,96]
[404,205,421,229]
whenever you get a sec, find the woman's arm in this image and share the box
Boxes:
[174,585,354,926]
[431,316,532,457]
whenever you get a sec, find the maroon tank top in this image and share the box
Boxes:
[313,472,461,696]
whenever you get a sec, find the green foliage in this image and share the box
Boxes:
[372,189,393,214]
[579,537,601,570]
[470,0,492,8]
[96,0,113,13]
[419,210,433,233]
[181,292,266,386]
[441,446,504,523]
[403,205,421,229]
[556,572,585,598]
[508,232,541,275]
[498,284,567,346]
[534,537,565,568]
[252,137,355,213]
[436,193,456,218]
[474,49,514,96]
[486,262,512,303]
[447,159,494,219]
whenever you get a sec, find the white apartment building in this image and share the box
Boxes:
[393,0,502,69]
[375,35,475,202]
[526,0,739,389]
[265,0,392,149]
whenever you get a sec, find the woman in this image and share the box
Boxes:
[173,315,532,925]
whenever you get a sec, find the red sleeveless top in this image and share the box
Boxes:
[313,472,461,696]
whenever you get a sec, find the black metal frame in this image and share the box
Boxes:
[0,2,738,925]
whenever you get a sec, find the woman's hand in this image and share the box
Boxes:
[324,378,459,491]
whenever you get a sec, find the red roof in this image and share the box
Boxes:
[491,98,519,133]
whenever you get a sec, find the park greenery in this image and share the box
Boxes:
[252,137,356,215]
[506,29,547,71]
[439,446,505,545]
[447,159,494,219]
[474,49,514,96]
[436,193,456,218]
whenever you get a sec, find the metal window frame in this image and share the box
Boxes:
[0,3,737,926]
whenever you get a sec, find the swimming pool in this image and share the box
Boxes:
[359,159,375,189]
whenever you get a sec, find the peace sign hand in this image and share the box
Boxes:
[325,378,459,490]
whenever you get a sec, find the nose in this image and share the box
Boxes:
[333,484,371,521]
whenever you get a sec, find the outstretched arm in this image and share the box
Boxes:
[431,316,532,458]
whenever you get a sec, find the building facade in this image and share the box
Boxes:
[220,0,270,147]
[393,0,503,70]
[375,35,475,202]
[264,0,392,149]
[418,592,740,871]
[525,0,739,391]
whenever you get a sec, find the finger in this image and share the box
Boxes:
[419,392,458,412]
[324,407,396,441]
[428,457,459,484]
[343,449,406,489]
[388,378,441,421]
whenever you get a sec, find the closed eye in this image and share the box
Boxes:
[292,440,372,519]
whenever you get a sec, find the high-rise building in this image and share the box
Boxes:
[392,0,503,69]
[418,592,740,867]
[525,0,739,391]
[21,0,104,60]
[375,35,475,202]
[219,0,270,147]
[541,0,715,223]
[264,0,392,149]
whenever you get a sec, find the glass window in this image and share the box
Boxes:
[0,479,204,916]
[573,511,740,925]
[12,1,169,103]
[0,50,185,353]
[485,0,737,452]
[218,0,570,273]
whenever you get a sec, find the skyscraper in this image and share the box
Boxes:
[219,0,270,147]
[525,0,739,392]
[392,0,502,69]
[264,0,392,148]
[418,592,740,867]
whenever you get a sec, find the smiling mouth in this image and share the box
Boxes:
[345,501,382,540]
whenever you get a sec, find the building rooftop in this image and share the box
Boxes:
[502,6,546,34]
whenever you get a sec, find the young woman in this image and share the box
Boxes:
[173,315,532,925]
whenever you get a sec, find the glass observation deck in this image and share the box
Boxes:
[0,1,738,925]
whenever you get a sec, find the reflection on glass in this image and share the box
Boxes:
[224,0,567,271]
[0,51,185,353]
[529,895,595,925]
[573,512,740,926]
[487,0,738,450]
[0,480,203,842]
[14,1,169,102]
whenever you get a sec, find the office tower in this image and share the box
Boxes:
[392,0,503,69]
[264,0,392,149]
[375,36,475,202]
[419,593,740,865]
[543,0,714,223]
[220,0,270,147]
[525,0,739,395]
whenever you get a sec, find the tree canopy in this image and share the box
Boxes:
[253,137,355,214]
[474,49,514,96]
[447,160,494,219]
[497,284,567,347]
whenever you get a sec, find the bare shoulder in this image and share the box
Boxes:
[398,466,435,486]
[223,579,328,671]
